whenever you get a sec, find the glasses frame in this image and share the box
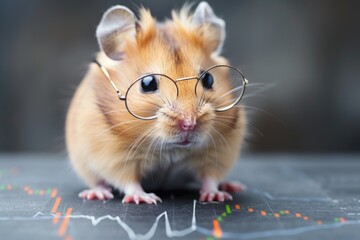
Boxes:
[93,59,248,120]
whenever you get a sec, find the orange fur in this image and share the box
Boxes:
[66,4,245,200]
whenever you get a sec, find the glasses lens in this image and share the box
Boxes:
[125,74,177,119]
[196,65,245,111]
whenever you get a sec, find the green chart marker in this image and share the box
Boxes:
[226,204,231,214]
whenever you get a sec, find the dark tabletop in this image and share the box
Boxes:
[0,154,359,240]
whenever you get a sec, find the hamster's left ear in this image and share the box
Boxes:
[192,2,226,55]
[96,6,137,60]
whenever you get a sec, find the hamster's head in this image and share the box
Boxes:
[96,2,241,149]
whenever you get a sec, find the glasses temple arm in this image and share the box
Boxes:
[92,59,126,100]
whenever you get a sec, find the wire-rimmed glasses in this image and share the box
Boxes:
[93,60,248,120]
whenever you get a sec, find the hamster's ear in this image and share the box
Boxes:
[96,6,137,60]
[192,2,225,55]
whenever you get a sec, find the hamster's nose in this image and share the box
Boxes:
[178,118,196,131]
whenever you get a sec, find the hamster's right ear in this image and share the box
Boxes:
[96,6,137,60]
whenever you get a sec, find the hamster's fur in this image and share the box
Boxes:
[66,2,245,204]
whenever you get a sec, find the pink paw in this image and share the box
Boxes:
[122,192,162,205]
[219,181,246,193]
[78,186,114,201]
[199,191,233,202]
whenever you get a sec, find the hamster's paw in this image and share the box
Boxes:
[199,190,233,202]
[219,181,246,193]
[122,192,162,205]
[78,186,114,201]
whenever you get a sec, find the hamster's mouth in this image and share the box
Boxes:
[170,139,197,147]
[170,133,199,147]
[174,140,192,146]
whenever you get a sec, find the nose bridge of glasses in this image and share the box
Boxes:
[174,76,198,99]
[175,76,198,82]
[174,76,198,95]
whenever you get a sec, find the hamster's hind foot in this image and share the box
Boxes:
[199,190,233,202]
[78,186,114,201]
[122,183,162,204]
[219,181,246,193]
[199,177,237,202]
[122,192,162,205]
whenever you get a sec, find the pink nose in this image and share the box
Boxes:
[179,118,196,131]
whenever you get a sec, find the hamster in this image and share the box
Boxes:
[66,2,246,204]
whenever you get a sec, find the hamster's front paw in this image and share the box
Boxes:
[122,192,162,205]
[78,186,114,201]
[219,181,246,193]
[199,190,233,202]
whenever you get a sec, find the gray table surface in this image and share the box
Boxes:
[0,154,359,240]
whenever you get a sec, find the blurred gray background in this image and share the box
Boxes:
[0,0,359,153]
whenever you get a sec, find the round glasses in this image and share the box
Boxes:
[93,60,248,120]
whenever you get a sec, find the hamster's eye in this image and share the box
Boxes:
[140,75,158,93]
[200,71,214,89]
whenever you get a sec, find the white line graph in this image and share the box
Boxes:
[0,198,358,240]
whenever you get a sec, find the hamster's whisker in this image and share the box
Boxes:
[214,116,239,124]
[159,137,166,167]
[215,98,237,107]
[202,92,215,108]
[128,127,156,152]
[198,91,207,109]
[107,122,148,149]
[79,109,129,128]
[151,137,162,167]
[204,132,210,166]
[124,127,157,164]
[95,119,144,138]
[208,125,231,151]
[215,112,264,136]
[215,115,237,120]
[144,135,160,170]
[213,119,236,131]
[157,91,173,108]
[150,92,166,105]
[242,93,271,100]
[124,129,151,156]
[245,82,275,88]
[206,130,219,169]
[100,109,129,116]
[99,110,129,120]
[92,109,130,123]
[201,91,216,109]
[108,122,149,154]
[235,105,286,126]
[247,122,264,137]
[214,85,245,102]
[139,100,163,109]
[243,83,274,91]
[197,89,207,109]
[213,118,246,135]
[149,137,162,170]
[241,83,276,101]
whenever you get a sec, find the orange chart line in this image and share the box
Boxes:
[51,197,62,213]
[52,212,61,224]
[212,219,223,238]
[51,188,58,198]
[58,208,73,237]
